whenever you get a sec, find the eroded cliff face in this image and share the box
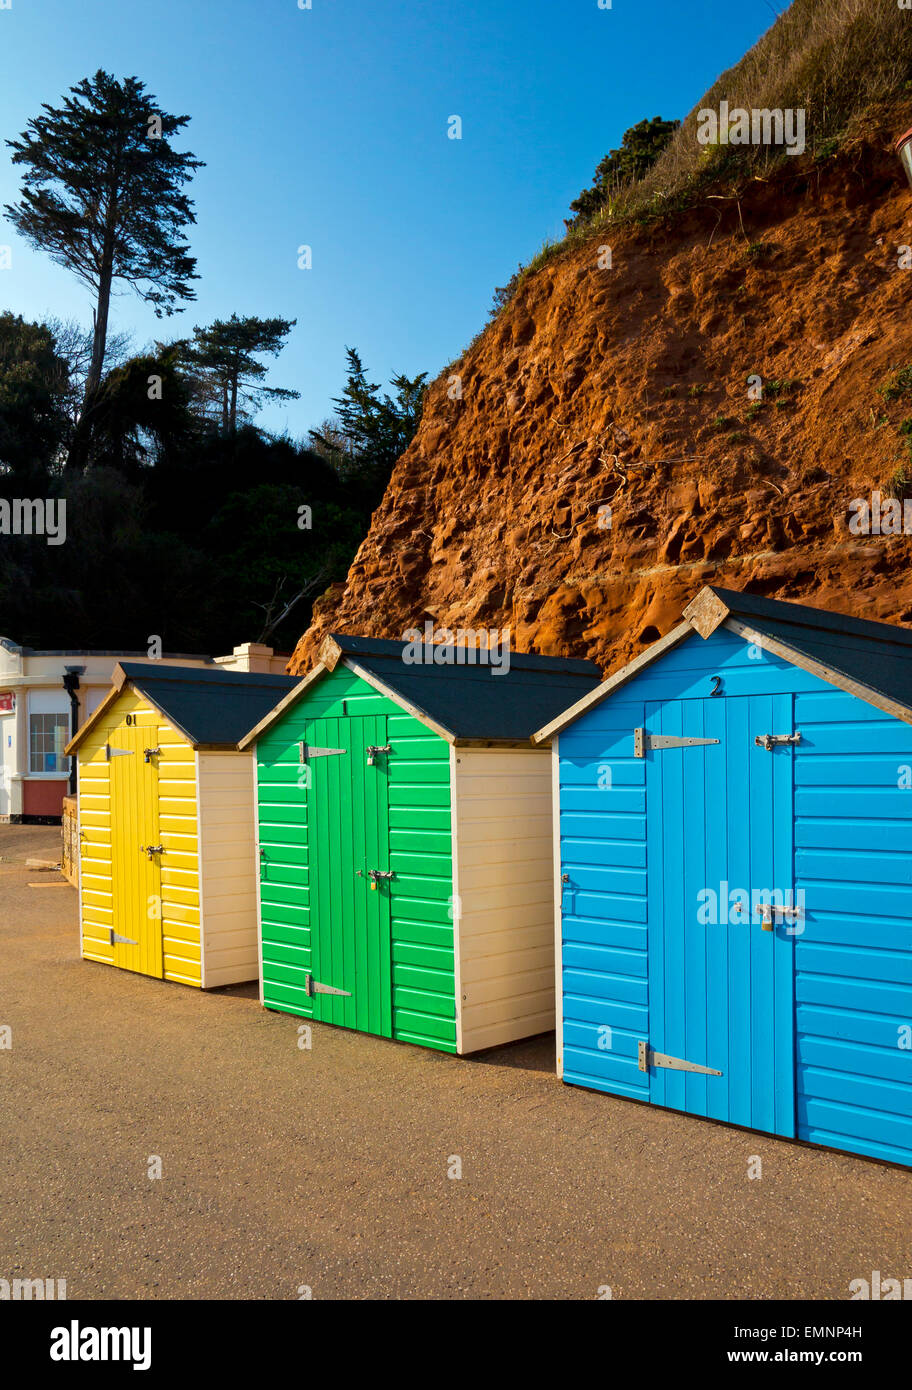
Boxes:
[291,122,912,677]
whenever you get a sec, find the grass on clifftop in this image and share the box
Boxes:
[599,0,912,228]
[474,0,912,340]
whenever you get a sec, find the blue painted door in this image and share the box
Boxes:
[644,692,796,1136]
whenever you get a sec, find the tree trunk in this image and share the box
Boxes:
[84,263,112,403]
[67,211,116,471]
[229,371,238,435]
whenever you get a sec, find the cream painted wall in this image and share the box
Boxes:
[197,751,260,988]
[451,746,556,1053]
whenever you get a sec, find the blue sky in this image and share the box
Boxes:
[0,0,775,438]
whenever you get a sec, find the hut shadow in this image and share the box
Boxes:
[467,1030,555,1074]
[210,980,260,1001]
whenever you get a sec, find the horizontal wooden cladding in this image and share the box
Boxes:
[160,919,201,945]
[459,937,553,983]
[382,714,455,1049]
[160,900,200,927]
[394,1008,456,1048]
[263,979,313,1016]
[164,962,202,986]
[793,689,911,1165]
[196,751,259,986]
[562,1021,650,1102]
[163,935,200,963]
[453,746,555,1052]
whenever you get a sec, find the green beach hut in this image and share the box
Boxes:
[240,632,600,1054]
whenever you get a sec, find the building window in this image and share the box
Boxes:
[30,713,70,774]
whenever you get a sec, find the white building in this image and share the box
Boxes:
[0,640,289,822]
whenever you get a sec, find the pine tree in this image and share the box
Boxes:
[5,70,203,468]
[178,314,300,434]
[316,347,427,479]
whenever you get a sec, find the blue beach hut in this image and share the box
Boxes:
[533,586,912,1167]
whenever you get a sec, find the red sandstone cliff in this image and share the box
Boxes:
[291,115,912,677]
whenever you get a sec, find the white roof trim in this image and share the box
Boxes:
[531,621,696,744]
[722,617,912,727]
[343,660,456,742]
[237,663,328,749]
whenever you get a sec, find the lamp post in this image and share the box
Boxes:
[62,666,84,796]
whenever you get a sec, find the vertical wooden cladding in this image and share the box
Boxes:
[109,722,163,979]
[452,747,555,1052]
[303,713,393,1038]
[256,666,457,1051]
[77,688,201,985]
[642,690,796,1136]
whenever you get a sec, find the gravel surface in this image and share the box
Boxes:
[0,824,908,1300]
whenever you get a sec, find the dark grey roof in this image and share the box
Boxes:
[330,633,602,741]
[708,586,912,647]
[534,584,912,742]
[706,586,912,716]
[114,662,297,747]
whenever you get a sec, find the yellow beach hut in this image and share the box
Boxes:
[65,661,296,988]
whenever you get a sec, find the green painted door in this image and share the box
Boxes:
[305,715,393,1037]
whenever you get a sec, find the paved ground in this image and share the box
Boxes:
[0,824,908,1300]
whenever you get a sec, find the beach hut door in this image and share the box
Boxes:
[108,722,164,978]
[304,715,393,1038]
[642,692,796,1138]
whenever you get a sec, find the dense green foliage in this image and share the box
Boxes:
[1,71,426,656]
[0,314,71,484]
[309,348,428,508]
[566,117,681,227]
[0,321,424,653]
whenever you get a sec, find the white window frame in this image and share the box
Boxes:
[27,691,71,778]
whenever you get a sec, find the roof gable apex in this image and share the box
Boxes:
[533,585,912,742]
[237,662,332,749]
[64,674,195,755]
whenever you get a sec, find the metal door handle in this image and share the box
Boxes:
[756,903,801,931]
[366,868,394,890]
[755,731,801,751]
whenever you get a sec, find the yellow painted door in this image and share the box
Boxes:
[109,722,164,977]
